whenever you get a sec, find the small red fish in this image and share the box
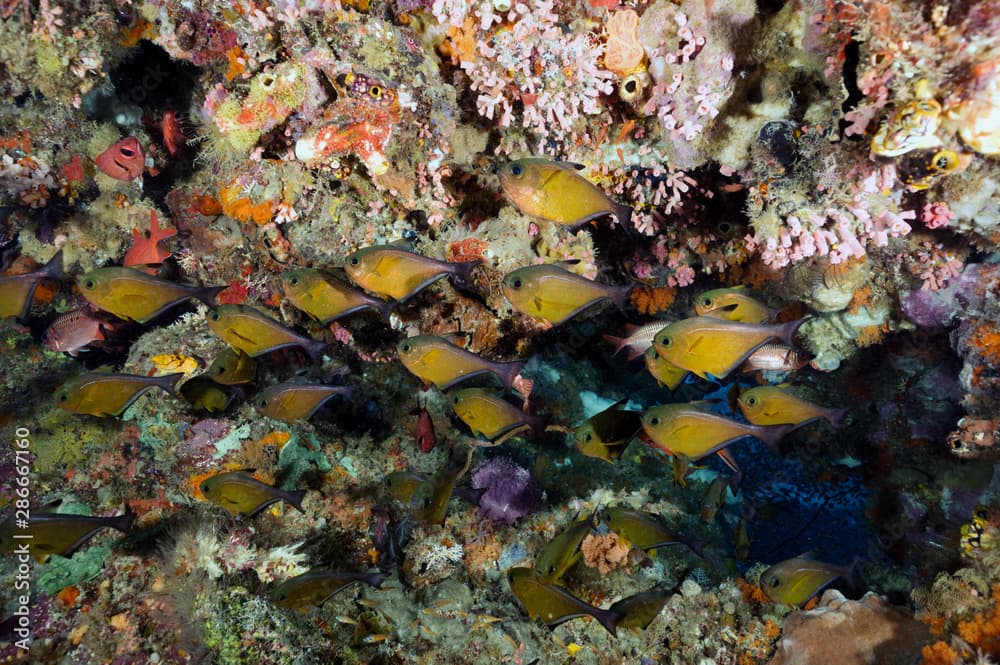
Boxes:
[124,211,176,268]
[44,309,109,356]
[412,400,436,453]
[162,111,187,157]
[95,137,145,181]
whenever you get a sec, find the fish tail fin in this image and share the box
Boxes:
[156,372,185,396]
[111,508,138,534]
[613,202,635,236]
[827,407,850,427]
[306,339,332,364]
[285,488,307,513]
[530,413,549,439]
[754,423,793,455]
[602,333,627,356]
[196,285,227,307]
[611,284,634,313]
[501,358,527,392]
[375,298,396,324]
[363,571,390,589]
[775,317,809,346]
[842,556,861,588]
[449,260,480,288]
[594,607,623,637]
[40,249,66,281]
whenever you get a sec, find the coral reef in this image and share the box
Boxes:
[1,0,1000,663]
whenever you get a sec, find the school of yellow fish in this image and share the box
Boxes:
[0,157,856,635]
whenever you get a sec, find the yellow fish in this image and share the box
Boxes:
[206,305,329,362]
[0,250,63,319]
[693,287,777,324]
[200,471,306,517]
[55,371,183,416]
[502,264,631,326]
[600,507,700,554]
[609,588,674,632]
[760,554,855,606]
[78,267,224,324]
[179,376,240,414]
[397,335,525,391]
[343,245,479,302]
[279,267,393,323]
[450,388,545,441]
[253,382,352,423]
[534,513,596,583]
[0,509,135,563]
[640,402,791,462]
[205,348,257,385]
[737,385,848,427]
[409,450,469,524]
[497,158,630,229]
[271,570,387,608]
[507,567,622,636]
[652,316,804,380]
[150,354,201,375]
[573,401,642,463]
[643,347,689,391]
[383,470,428,503]
[699,476,730,523]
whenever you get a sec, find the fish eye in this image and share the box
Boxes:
[119,147,135,157]
[259,399,268,407]
[58,393,68,402]
[976,508,989,519]
[768,577,781,588]
[83,279,95,289]
[584,433,592,442]
[510,164,523,177]
[200,482,210,493]
[511,278,522,289]
[660,336,671,347]
[933,151,955,170]
[650,417,660,425]
[401,343,410,352]
[350,257,359,265]
[288,276,299,285]
[701,297,713,307]
[747,396,757,406]
[453,396,460,404]
[369,85,382,98]
[209,311,220,321]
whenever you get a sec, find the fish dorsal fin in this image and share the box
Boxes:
[440,332,468,348]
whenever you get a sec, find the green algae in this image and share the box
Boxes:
[276,433,332,489]
[37,544,111,595]
[211,422,253,459]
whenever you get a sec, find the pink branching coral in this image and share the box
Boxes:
[454,1,614,147]
[745,165,916,269]
[635,0,750,167]
[922,202,954,230]
[909,241,965,292]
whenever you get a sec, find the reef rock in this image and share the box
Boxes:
[767,591,930,665]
